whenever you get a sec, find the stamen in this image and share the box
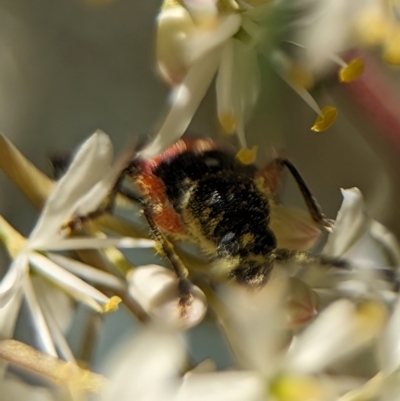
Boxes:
[103,296,122,313]
[338,58,365,83]
[271,52,337,132]
[311,106,338,132]
[236,146,258,164]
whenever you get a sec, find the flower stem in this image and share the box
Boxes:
[0,339,107,393]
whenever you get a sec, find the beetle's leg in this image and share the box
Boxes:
[121,187,193,312]
[274,248,349,268]
[276,158,333,229]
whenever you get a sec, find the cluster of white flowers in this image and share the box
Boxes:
[0,0,399,400]
[0,129,399,401]
[141,0,400,159]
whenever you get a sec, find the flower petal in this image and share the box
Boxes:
[139,48,221,158]
[127,265,207,329]
[380,295,400,374]
[0,253,28,307]
[28,252,109,312]
[216,39,236,134]
[32,276,74,333]
[286,278,319,329]
[40,237,155,251]
[215,278,288,374]
[285,299,386,374]
[74,138,137,216]
[29,131,113,248]
[186,14,242,64]
[269,205,321,251]
[293,0,355,76]
[182,0,218,27]
[23,276,57,357]
[177,370,264,401]
[33,278,76,363]
[323,188,370,257]
[101,329,186,401]
[47,253,125,290]
[216,38,260,147]
[0,289,22,343]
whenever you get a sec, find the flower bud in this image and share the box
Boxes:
[127,265,207,330]
[156,5,195,86]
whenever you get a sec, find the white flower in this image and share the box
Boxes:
[142,0,372,158]
[215,280,386,400]
[99,279,386,401]
[324,188,400,269]
[0,131,154,357]
[319,188,400,300]
[99,329,265,401]
[142,9,243,157]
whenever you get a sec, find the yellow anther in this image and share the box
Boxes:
[270,374,326,401]
[219,113,237,135]
[236,146,258,165]
[339,58,365,83]
[103,296,122,313]
[311,106,337,132]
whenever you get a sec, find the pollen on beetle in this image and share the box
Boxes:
[311,106,338,132]
[236,146,258,165]
[103,296,122,313]
[154,241,164,255]
[339,58,365,83]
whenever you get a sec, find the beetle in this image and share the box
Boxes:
[122,137,336,291]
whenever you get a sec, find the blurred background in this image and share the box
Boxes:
[0,0,400,371]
